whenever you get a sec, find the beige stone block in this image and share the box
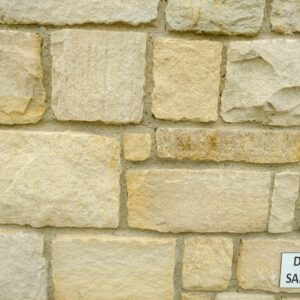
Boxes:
[269,172,300,233]
[0,130,120,228]
[183,237,233,291]
[0,228,47,300]
[0,30,45,124]
[238,239,300,292]
[152,38,222,122]
[182,293,212,300]
[51,29,147,124]
[52,235,175,300]
[166,0,265,35]
[127,169,270,233]
[156,128,300,164]
[0,0,159,25]
[221,39,300,126]
[216,293,275,300]
[123,133,151,161]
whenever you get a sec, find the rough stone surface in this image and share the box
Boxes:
[238,239,300,292]
[0,130,121,228]
[0,30,45,124]
[216,293,275,300]
[156,128,300,164]
[51,29,147,124]
[182,237,233,291]
[221,39,300,126]
[271,0,300,34]
[0,229,47,300]
[127,169,270,233]
[152,38,222,122]
[0,0,159,26]
[52,235,175,300]
[166,0,265,35]
[269,172,300,233]
[123,133,152,161]
[182,293,212,300]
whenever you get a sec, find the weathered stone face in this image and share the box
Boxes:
[0,30,45,124]
[123,133,152,161]
[51,29,147,124]
[0,0,159,25]
[0,130,121,228]
[216,293,275,300]
[156,128,300,163]
[152,38,222,122]
[0,229,47,300]
[52,235,175,300]
[221,39,300,126]
[127,169,270,233]
[182,293,213,300]
[166,0,265,35]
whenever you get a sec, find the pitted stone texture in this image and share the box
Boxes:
[51,29,146,124]
[166,0,265,36]
[123,133,152,161]
[156,128,300,164]
[127,169,270,233]
[238,239,300,292]
[269,172,300,233]
[183,237,233,291]
[0,30,45,124]
[0,229,47,300]
[182,293,213,300]
[152,38,222,122]
[216,293,275,300]
[0,130,120,228]
[221,39,300,126]
[52,235,175,300]
[271,0,300,34]
[0,0,159,26]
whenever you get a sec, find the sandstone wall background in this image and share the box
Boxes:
[0,0,300,299]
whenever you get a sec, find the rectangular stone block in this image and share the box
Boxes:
[123,133,152,161]
[237,239,300,292]
[221,39,300,126]
[0,0,159,25]
[51,29,147,124]
[127,169,270,233]
[166,0,265,35]
[52,235,175,300]
[0,30,45,124]
[216,293,275,300]
[156,128,300,164]
[0,229,47,300]
[152,38,222,122]
[0,130,120,228]
[182,293,212,300]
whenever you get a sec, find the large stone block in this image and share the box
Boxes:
[216,293,275,300]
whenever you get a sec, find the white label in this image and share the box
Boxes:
[280,253,300,288]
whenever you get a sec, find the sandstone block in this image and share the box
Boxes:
[216,293,275,300]
[123,133,151,161]
[221,39,300,126]
[0,130,121,228]
[52,235,175,300]
[269,172,300,233]
[51,29,146,124]
[152,38,222,122]
[238,239,300,292]
[182,237,233,290]
[156,128,300,164]
[0,30,45,124]
[0,0,159,25]
[182,293,212,300]
[127,169,270,233]
[166,0,265,35]
[0,229,47,300]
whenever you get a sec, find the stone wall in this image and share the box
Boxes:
[0,0,300,299]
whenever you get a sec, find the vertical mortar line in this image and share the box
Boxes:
[293,174,300,230]
[261,0,273,34]
[157,0,168,32]
[266,172,276,230]
[230,235,242,292]
[174,237,184,300]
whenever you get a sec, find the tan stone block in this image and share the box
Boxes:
[123,133,151,161]
[216,293,275,300]
[127,169,270,233]
[0,30,45,124]
[51,29,146,124]
[238,239,300,292]
[183,237,233,291]
[221,39,300,126]
[52,235,175,300]
[152,38,222,122]
[156,128,300,164]
[0,130,120,228]
[182,293,212,300]
[166,0,265,35]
